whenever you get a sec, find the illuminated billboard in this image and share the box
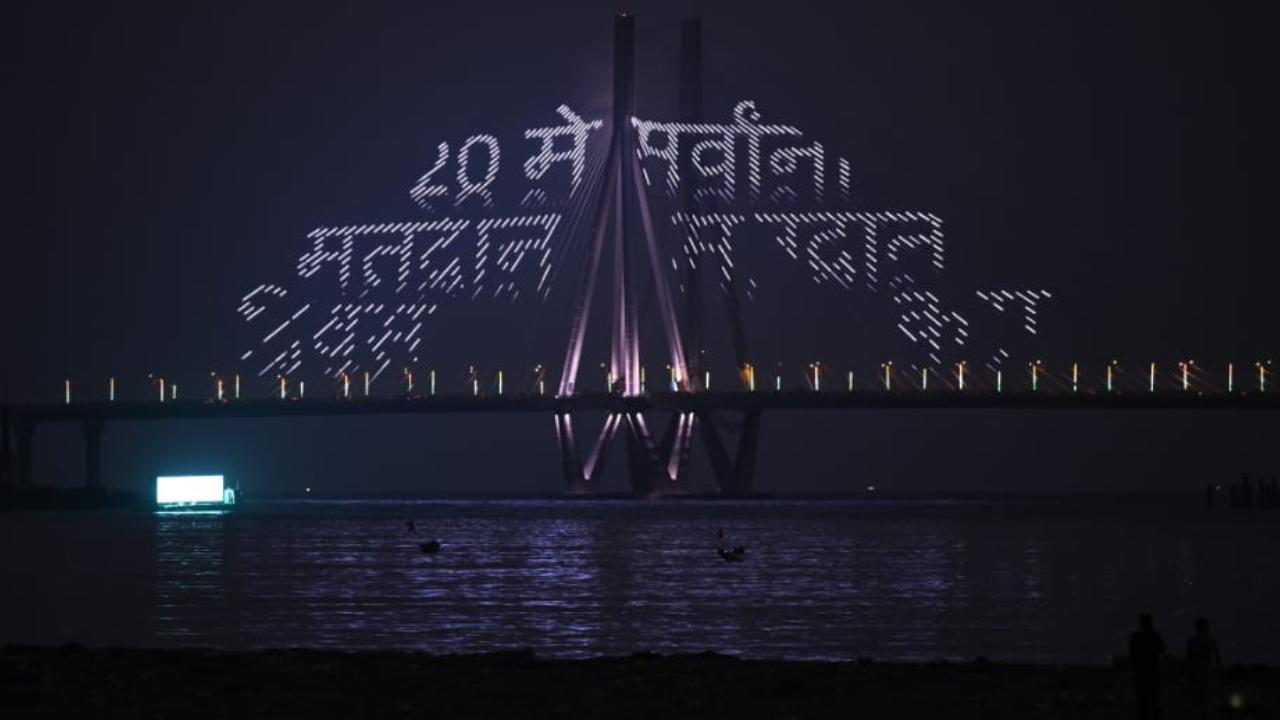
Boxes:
[156,475,229,506]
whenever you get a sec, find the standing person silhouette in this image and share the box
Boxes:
[1129,613,1167,720]
[1185,617,1222,719]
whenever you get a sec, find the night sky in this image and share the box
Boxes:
[5,0,1276,495]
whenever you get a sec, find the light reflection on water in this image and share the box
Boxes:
[11,499,1280,662]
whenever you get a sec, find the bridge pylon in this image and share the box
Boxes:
[554,11,696,495]
[553,12,763,497]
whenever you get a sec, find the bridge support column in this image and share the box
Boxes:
[82,418,104,489]
[15,418,34,487]
[697,408,762,497]
[1,405,10,489]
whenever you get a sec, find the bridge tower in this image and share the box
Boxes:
[554,12,761,496]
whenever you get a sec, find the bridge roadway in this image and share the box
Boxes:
[2,391,1277,492]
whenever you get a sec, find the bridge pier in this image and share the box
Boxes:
[15,417,35,487]
[1,405,10,488]
[82,418,105,489]
[697,408,762,497]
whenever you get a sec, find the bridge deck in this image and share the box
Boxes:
[5,391,1279,424]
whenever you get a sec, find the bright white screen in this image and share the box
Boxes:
[156,475,225,505]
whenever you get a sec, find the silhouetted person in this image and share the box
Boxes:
[1129,613,1166,720]
[1185,617,1222,720]
[405,519,417,535]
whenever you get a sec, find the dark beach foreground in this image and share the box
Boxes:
[2,646,1276,719]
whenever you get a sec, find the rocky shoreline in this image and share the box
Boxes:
[2,645,1276,718]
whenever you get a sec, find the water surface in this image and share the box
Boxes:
[3,498,1276,663]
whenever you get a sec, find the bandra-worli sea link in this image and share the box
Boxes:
[1,12,1275,496]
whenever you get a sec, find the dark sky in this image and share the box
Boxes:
[5,0,1276,495]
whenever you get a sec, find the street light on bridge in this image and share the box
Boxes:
[881,361,893,391]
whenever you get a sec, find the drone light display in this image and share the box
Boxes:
[239,99,1050,383]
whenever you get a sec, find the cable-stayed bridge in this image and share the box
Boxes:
[2,12,1274,496]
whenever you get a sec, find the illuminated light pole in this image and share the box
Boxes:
[404,368,414,394]
[667,365,676,392]
[640,366,646,394]
[1180,361,1190,391]
[1071,362,1079,393]
[1030,362,1038,392]
[279,376,287,400]
[811,362,821,392]
[747,364,757,392]
[1260,362,1269,392]
[847,370,854,392]
[957,361,966,391]
[64,379,71,405]
[430,369,437,396]
[109,377,115,402]
[498,369,504,396]
[342,372,350,399]
[216,377,224,402]
[704,370,711,391]
[299,380,306,399]
[882,362,893,391]
[1228,363,1234,393]
[1149,362,1156,393]
[158,377,166,403]
[996,369,1003,394]
[234,374,241,400]
[775,363,783,392]
[537,364,546,396]
[171,384,178,401]
[363,371,370,397]
[1106,362,1114,393]
[921,367,928,391]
